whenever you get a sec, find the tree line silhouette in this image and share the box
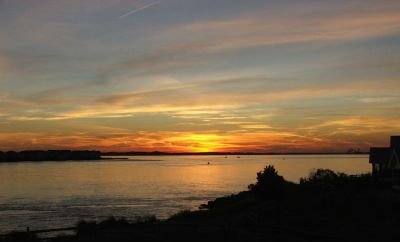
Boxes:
[0,150,101,162]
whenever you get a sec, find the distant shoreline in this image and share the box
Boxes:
[0,150,101,162]
[0,150,368,162]
[102,151,369,156]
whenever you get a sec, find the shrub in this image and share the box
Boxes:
[300,169,373,192]
[98,216,130,228]
[248,165,285,199]
[300,169,340,185]
[76,220,97,235]
[134,215,158,224]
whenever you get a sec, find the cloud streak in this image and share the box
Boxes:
[167,4,400,52]
[119,1,160,18]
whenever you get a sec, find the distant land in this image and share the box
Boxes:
[0,150,101,162]
[101,151,368,156]
[0,150,368,162]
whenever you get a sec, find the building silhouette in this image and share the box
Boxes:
[369,136,400,188]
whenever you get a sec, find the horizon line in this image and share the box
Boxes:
[0,150,369,155]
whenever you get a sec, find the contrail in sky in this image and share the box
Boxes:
[119,1,161,18]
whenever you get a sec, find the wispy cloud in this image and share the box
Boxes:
[119,1,161,18]
[167,4,400,52]
[240,124,272,130]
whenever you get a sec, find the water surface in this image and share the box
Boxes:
[0,155,370,233]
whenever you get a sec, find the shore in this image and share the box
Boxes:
[3,166,399,242]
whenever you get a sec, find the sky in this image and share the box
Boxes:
[0,0,399,152]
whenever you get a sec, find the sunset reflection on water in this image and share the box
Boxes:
[0,155,370,232]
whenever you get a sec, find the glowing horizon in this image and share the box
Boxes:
[0,0,399,152]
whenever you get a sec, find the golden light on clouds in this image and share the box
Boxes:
[0,0,399,152]
[168,134,227,152]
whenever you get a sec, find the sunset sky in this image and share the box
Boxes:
[0,0,399,152]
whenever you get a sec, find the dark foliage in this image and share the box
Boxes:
[75,216,158,236]
[1,231,39,242]
[248,165,286,199]
[300,168,373,192]
[75,220,97,236]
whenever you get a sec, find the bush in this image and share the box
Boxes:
[248,165,285,199]
[76,216,132,235]
[133,215,158,224]
[300,169,373,192]
[3,231,40,242]
[301,169,341,182]
[98,216,130,228]
[76,220,97,235]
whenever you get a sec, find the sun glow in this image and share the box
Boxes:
[171,134,226,152]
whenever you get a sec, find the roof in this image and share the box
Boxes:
[369,147,392,164]
[387,148,400,168]
[390,136,400,148]
[391,148,400,161]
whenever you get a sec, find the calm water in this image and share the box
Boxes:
[0,155,370,233]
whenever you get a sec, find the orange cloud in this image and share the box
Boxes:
[0,127,386,153]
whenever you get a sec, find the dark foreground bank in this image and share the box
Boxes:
[3,166,400,242]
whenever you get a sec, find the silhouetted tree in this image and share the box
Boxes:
[248,165,285,199]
